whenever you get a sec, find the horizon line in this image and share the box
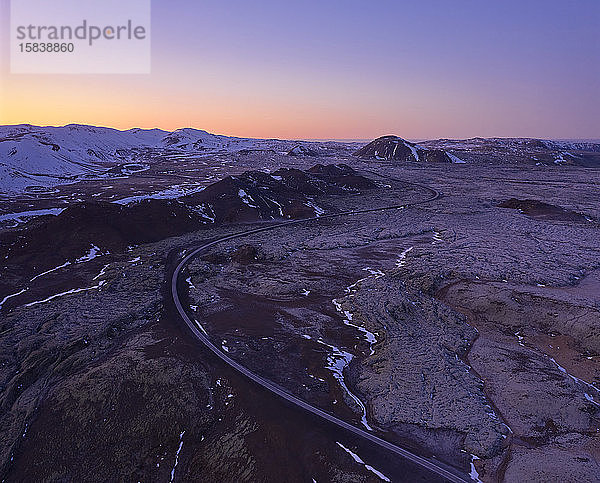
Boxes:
[1,122,599,143]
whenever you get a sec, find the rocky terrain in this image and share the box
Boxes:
[354,136,463,164]
[0,163,374,290]
[420,137,600,167]
[181,163,377,223]
[0,130,599,482]
[175,162,600,481]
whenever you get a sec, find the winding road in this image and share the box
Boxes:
[170,173,472,483]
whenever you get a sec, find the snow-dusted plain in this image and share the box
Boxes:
[3,125,599,198]
[2,124,598,229]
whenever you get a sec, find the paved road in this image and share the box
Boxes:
[171,174,472,483]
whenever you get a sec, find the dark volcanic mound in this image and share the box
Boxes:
[0,164,376,278]
[182,173,308,223]
[0,200,206,274]
[421,149,454,163]
[182,164,376,223]
[306,164,376,189]
[354,135,454,163]
[498,199,590,222]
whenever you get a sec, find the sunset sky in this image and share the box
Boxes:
[1,0,599,140]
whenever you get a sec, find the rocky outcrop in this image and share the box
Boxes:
[181,164,376,223]
[0,164,377,279]
[337,275,508,458]
[231,245,259,264]
[287,145,321,157]
[0,200,207,275]
[354,136,458,163]
[498,198,590,222]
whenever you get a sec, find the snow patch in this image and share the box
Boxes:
[169,430,185,483]
[548,356,600,406]
[447,153,466,164]
[76,244,102,263]
[396,246,413,268]
[332,299,377,356]
[238,189,258,208]
[193,203,216,223]
[25,280,106,307]
[406,142,421,162]
[305,200,325,217]
[0,288,28,310]
[336,442,391,482]
[0,208,65,226]
[30,261,71,281]
[469,454,483,482]
[317,338,372,430]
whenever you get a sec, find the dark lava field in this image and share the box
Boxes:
[1,135,599,482]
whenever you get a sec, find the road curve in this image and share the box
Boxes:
[171,174,471,483]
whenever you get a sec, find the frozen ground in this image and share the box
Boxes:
[0,124,359,197]
[0,139,598,481]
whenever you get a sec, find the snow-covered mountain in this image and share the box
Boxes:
[0,124,346,194]
[0,124,160,193]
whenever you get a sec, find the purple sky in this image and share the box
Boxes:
[1,0,599,139]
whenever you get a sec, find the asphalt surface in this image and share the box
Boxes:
[170,174,472,483]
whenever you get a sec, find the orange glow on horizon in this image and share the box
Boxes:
[0,0,598,141]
